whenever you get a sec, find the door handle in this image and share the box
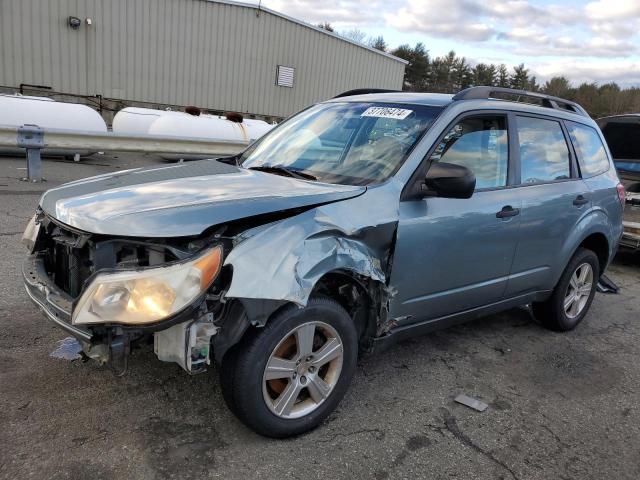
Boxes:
[496,205,520,218]
[573,195,589,206]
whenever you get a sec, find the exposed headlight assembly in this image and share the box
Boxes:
[72,246,222,325]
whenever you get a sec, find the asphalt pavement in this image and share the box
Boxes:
[1,153,639,480]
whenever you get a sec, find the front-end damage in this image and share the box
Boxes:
[220,189,401,352]
[25,184,402,375]
[24,209,234,374]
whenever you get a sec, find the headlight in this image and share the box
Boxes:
[72,246,222,325]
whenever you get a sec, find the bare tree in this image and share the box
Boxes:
[339,28,367,44]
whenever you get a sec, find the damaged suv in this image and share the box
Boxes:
[23,87,623,437]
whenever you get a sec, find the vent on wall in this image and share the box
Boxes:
[276,65,295,88]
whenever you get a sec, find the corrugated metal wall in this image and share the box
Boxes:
[0,0,406,118]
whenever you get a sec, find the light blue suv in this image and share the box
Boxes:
[23,87,624,437]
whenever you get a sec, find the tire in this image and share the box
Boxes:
[532,247,600,332]
[219,296,358,438]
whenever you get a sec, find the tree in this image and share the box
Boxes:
[542,76,572,98]
[368,35,387,52]
[316,22,334,32]
[340,28,367,44]
[573,82,599,115]
[497,64,510,87]
[510,64,530,90]
[472,63,497,86]
[453,56,473,91]
[384,46,640,119]
[392,43,430,91]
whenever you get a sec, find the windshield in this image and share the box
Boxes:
[240,102,443,185]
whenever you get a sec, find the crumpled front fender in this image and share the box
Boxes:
[223,187,399,307]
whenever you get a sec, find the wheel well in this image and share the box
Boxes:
[311,271,379,349]
[578,233,609,274]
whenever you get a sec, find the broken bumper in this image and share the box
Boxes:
[22,254,92,343]
[23,254,218,374]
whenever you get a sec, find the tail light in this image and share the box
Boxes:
[616,182,626,206]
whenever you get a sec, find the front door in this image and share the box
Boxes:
[390,113,522,325]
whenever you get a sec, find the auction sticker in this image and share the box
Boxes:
[361,107,413,120]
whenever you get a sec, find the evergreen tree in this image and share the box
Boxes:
[392,43,430,91]
[510,64,530,90]
[497,64,510,87]
[472,63,497,86]
[369,36,387,52]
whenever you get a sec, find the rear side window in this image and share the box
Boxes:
[566,122,610,177]
[517,116,571,184]
[429,115,508,189]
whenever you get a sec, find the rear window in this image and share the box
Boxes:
[516,116,571,184]
[566,122,610,177]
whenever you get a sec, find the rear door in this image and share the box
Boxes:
[505,114,591,296]
[390,112,522,325]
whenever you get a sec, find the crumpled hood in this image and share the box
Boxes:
[40,159,365,237]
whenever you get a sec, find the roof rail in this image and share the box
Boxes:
[333,88,399,99]
[452,86,589,117]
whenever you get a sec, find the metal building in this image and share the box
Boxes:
[0,0,406,120]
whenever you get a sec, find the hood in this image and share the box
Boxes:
[40,160,365,237]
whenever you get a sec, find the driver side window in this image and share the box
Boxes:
[429,115,508,189]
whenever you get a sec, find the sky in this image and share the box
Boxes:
[249,0,640,87]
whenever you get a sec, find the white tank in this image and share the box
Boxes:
[111,107,182,135]
[0,94,107,157]
[113,106,275,160]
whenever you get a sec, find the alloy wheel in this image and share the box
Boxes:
[563,262,594,319]
[262,321,344,419]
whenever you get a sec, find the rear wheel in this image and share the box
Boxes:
[533,248,599,331]
[220,296,357,438]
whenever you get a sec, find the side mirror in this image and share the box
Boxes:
[423,162,475,199]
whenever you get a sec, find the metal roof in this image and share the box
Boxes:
[208,0,409,65]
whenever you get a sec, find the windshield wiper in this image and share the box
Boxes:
[247,165,317,181]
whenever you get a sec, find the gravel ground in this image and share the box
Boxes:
[1,154,639,480]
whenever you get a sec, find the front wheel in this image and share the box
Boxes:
[220,296,357,438]
[533,248,600,331]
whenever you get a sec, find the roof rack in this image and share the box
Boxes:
[333,88,400,99]
[452,86,589,117]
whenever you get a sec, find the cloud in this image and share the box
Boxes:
[384,0,638,59]
[532,60,640,87]
[385,0,579,41]
[261,0,401,29]
[385,0,497,41]
[253,0,640,85]
[501,33,637,58]
[585,0,640,20]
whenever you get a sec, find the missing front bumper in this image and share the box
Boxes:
[23,254,218,374]
[23,254,92,343]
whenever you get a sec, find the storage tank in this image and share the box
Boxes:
[0,94,107,157]
[111,107,182,135]
[149,112,275,159]
[112,106,275,160]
